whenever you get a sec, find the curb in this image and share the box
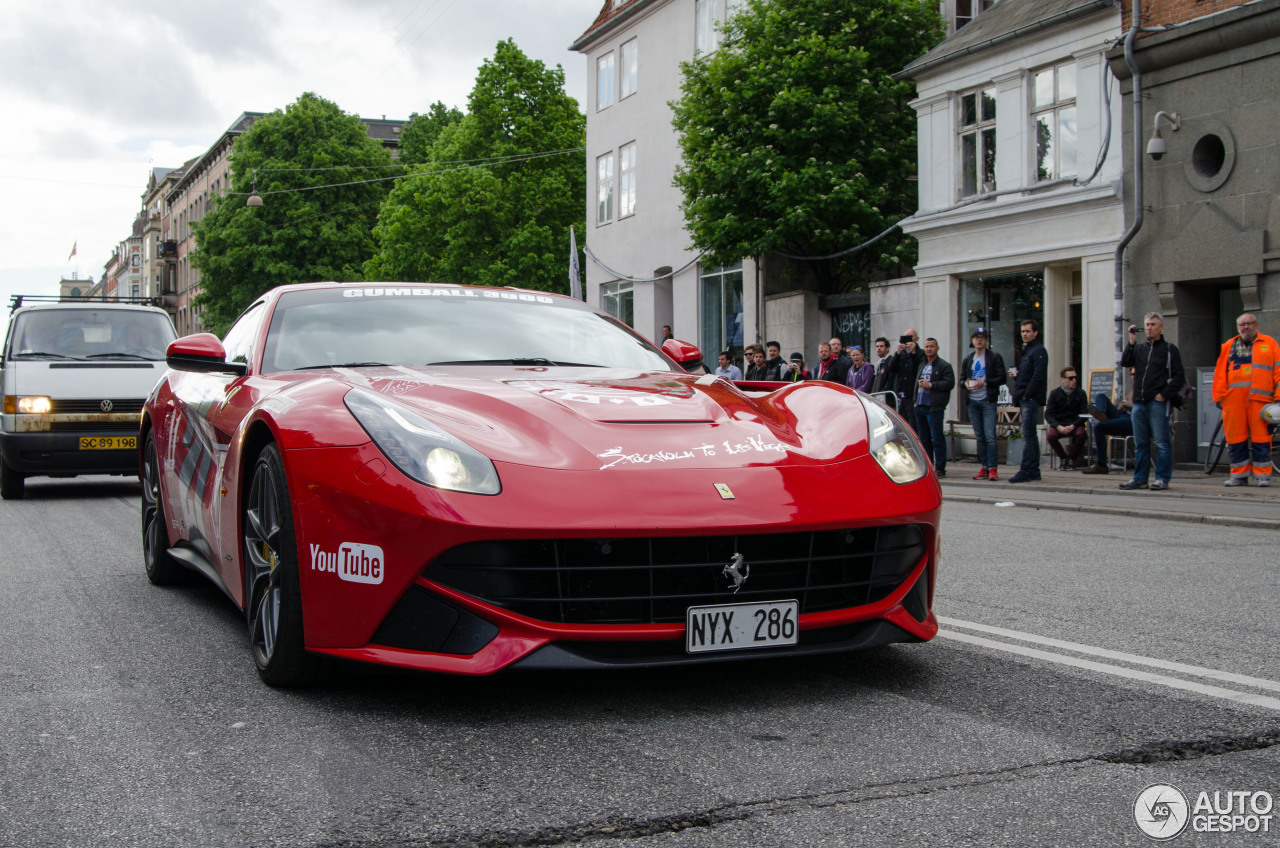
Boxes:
[942,492,1280,531]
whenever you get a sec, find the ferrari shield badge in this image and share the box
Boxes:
[714,483,735,500]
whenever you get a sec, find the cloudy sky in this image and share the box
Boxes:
[0,0,600,305]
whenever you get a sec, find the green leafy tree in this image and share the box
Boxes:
[671,0,943,294]
[365,40,585,291]
[399,101,465,166]
[193,92,397,335]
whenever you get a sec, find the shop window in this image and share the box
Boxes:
[700,264,744,364]
[960,269,1045,413]
[602,280,634,327]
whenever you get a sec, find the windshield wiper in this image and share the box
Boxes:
[84,352,161,361]
[10,351,81,360]
[428,357,571,366]
[294,361,391,370]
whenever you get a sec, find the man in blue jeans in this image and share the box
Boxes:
[913,337,955,477]
[1009,319,1048,483]
[1080,393,1133,473]
[1119,312,1185,491]
[960,327,1007,480]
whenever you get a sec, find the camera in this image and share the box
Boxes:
[1129,325,1138,334]
[899,335,912,345]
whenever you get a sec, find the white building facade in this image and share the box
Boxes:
[898,0,1125,423]
[572,0,761,364]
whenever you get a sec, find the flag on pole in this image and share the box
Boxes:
[568,225,582,301]
[67,242,77,262]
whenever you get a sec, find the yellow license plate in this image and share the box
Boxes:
[79,436,137,450]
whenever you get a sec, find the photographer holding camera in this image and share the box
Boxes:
[885,329,926,430]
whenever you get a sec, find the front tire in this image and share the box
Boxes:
[243,444,318,687]
[1,457,25,500]
[142,433,185,585]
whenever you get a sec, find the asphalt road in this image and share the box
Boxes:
[1,476,1277,847]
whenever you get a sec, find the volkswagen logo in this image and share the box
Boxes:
[100,399,114,412]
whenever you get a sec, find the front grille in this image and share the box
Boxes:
[49,420,139,432]
[50,399,145,415]
[428,525,928,625]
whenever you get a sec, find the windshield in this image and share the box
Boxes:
[7,309,176,361]
[260,287,674,373]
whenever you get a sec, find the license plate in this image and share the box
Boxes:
[686,600,798,654]
[79,436,137,450]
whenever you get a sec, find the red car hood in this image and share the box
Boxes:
[327,366,870,472]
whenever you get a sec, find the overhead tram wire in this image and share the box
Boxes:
[238,147,585,202]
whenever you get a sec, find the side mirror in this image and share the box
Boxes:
[662,338,706,374]
[166,333,248,376]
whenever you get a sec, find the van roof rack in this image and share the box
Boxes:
[9,294,162,313]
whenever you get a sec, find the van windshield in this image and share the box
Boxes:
[8,310,176,361]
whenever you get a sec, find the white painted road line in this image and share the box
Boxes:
[939,616,1280,694]
[937,629,1280,712]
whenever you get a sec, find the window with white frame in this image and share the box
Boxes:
[620,38,638,99]
[951,0,995,31]
[958,85,997,198]
[695,0,716,53]
[597,152,615,225]
[618,143,636,218]
[1032,61,1078,182]
[602,280,634,326]
[597,52,616,110]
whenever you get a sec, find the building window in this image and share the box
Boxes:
[700,263,744,364]
[958,85,997,198]
[618,143,637,218]
[1032,61,1078,182]
[602,280,634,326]
[695,0,716,54]
[597,152,615,225]
[953,0,995,31]
[597,52,616,110]
[620,38,638,99]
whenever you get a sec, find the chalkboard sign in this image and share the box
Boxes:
[1088,368,1114,404]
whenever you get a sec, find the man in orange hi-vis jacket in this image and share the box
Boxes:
[1213,314,1280,487]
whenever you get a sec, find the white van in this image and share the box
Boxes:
[1,299,177,499]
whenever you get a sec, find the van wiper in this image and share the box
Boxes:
[11,351,81,360]
[84,352,161,361]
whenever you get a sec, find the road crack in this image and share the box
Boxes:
[314,728,1280,847]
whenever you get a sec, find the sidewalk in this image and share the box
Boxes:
[939,461,1280,530]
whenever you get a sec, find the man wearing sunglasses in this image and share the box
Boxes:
[1045,367,1088,470]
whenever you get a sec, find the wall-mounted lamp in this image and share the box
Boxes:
[1146,111,1181,161]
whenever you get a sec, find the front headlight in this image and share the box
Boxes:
[343,389,501,495]
[859,395,928,484]
[6,395,52,414]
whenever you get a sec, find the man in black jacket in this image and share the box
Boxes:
[913,337,955,477]
[1118,312,1185,491]
[1009,319,1048,483]
[959,327,1007,480]
[887,329,925,429]
[1045,366,1088,469]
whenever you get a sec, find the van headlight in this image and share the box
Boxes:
[6,395,52,414]
[343,389,501,495]
[859,395,927,484]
